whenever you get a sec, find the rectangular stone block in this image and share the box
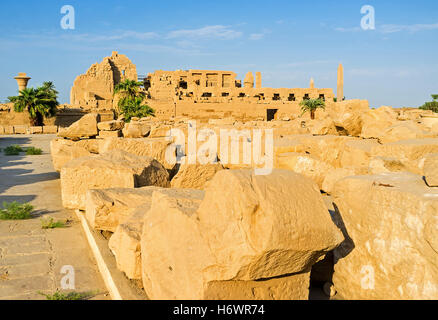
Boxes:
[98,130,122,139]
[43,125,58,134]
[0,126,4,134]
[13,125,28,134]
[30,126,43,134]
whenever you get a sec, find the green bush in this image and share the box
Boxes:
[0,201,34,220]
[121,97,155,122]
[4,145,23,156]
[26,147,43,155]
[38,290,98,300]
[41,217,67,229]
[419,94,438,113]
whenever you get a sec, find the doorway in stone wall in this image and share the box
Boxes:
[267,109,278,121]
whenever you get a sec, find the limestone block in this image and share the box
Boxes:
[0,126,4,134]
[60,150,170,210]
[98,137,176,170]
[170,163,224,189]
[197,169,343,282]
[332,173,438,299]
[50,138,92,172]
[368,156,408,175]
[322,167,356,194]
[30,126,43,134]
[4,126,14,134]
[97,120,124,131]
[122,121,151,138]
[378,121,435,144]
[43,125,58,134]
[340,139,380,173]
[276,152,334,189]
[149,124,173,138]
[327,100,370,136]
[14,125,28,134]
[85,187,160,232]
[424,153,438,187]
[58,113,99,139]
[98,130,121,139]
[306,118,338,136]
[360,106,398,139]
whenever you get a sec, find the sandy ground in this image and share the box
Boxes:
[0,135,109,300]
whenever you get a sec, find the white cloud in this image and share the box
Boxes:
[380,22,438,34]
[249,29,271,41]
[166,25,243,40]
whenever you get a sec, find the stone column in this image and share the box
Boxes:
[337,64,344,101]
[256,72,262,88]
[14,73,31,94]
[244,72,254,88]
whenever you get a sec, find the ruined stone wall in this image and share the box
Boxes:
[70,51,137,111]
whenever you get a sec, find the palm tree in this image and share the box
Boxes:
[8,83,58,126]
[114,80,145,114]
[300,98,326,120]
[121,96,155,122]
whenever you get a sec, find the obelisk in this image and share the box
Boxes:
[337,64,344,101]
[310,77,315,89]
[256,72,262,88]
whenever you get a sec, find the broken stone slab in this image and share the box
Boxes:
[98,137,176,170]
[197,169,344,282]
[424,153,438,187]
[340,139,380,173]
[60,150,170,210]
[322,167,356,194]
[50,138,93,172]
[276,152,334,189]
[98,130,122,139]
[122,121,151,138]
[97,120,124,131]
[58,113,99,139]
[170,162,224,189]
[332,173,438,299]
[378,121,435,144]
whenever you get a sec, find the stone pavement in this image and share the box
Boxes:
[0,135,108,300]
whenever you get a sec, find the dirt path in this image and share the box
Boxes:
[0,135,108,300]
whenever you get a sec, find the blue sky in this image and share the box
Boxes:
[0,0,437,107]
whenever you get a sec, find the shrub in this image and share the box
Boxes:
[38,290,98,300]
[26,147,43,155]
[419,94,438,113]
[0,201,34,220]
[41,217,67,229]
[4,145,23,156]
[121,97,155,122]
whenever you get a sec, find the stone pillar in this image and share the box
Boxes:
[310,77,315,89]
[256,72,262,88]
[14,73,31,94]
[244,72,254,88]
[337,64,344,101]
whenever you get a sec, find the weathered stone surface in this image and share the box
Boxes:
[30,126,43,134]
[58,113,99,139]
[322,168,356,194]
[424,153,438,187]
[306,118,338,136]
[14,125,28,134]
[61,150,170,210]
[141,188,208,299]
[332,173,438,299]
[368,156,408,175]
[276,152,334,189]
[197,169,343,281]
[42,125,58,134]
[122,121,151,138]
[50,139,92,172]
[4,126,14,134]
[360,106,398,139]
[340,139,380,174]
[85,187,161,232]
[378,121,434,144]
[0,125,4,134]
[170,163,224,189]
[327,100,369,136]
[98,130,121,139]
[149,124,173,138]
[97,120,124,131]
[98,137,176,170]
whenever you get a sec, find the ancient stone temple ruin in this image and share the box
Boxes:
[69,52,339,121]
[70,51,137,111]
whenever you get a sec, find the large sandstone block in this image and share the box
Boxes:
[378,121,435,144]
[98,137,176,170]
[424,153,438,187]
[98,130,121,139]
[61,150,170,210]
[85,187,160,232]
[14,125,28,134]
[97,120,124,131]
[360,106,399,139]
[4,126,14,134]
[340,139,380,173]
[122,121,151,138]
[50,139,92,172]
[58,113,99,139]
[276,152,334,189]
[170,163,224,189]
[43,125,58,134]
[30,126,43,134]
[306,118,338,136]
[322,167,356,194]
[197,169,344,282]
[332,173,438,299]
[327,100,370,136]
